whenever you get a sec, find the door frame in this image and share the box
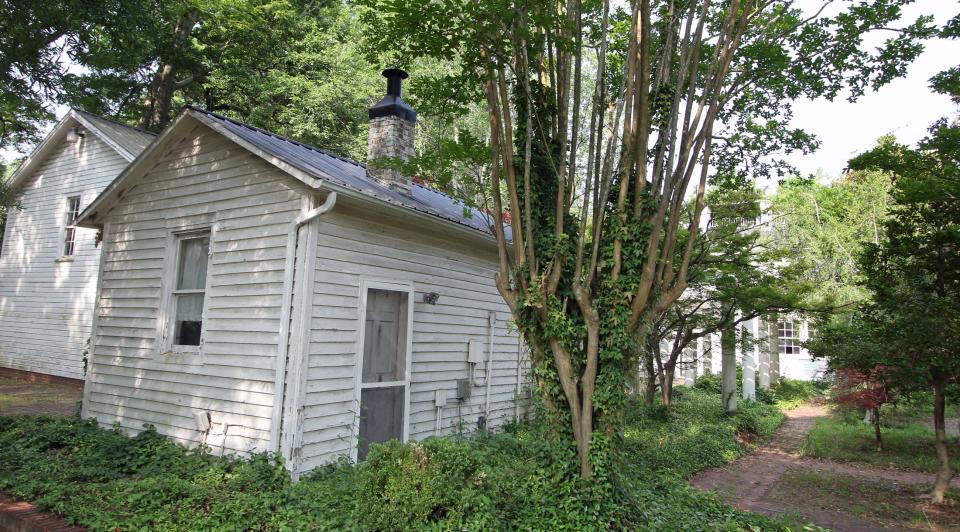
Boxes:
[351,278,415,462]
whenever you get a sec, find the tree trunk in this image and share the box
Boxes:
[643,353,657,407]
[932,381,953,504]
[660,366,675,406]
[139,8,199,130]
[872,406,883,452]
[767,319,780,384]
[703,336,713,375]
[721,326,737,413]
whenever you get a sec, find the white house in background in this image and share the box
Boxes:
[0,111,154,382]
[75,70,530,475]
[668,201,827,396]
[675,315,826,393]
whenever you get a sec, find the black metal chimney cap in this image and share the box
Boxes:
[369,68,417,122]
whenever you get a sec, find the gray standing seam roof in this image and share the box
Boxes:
[73,109,155,157]
[190,108,504,237]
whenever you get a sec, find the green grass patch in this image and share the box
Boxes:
[0,389,795,530]
[803,415,960,473]
[766,469,960,530]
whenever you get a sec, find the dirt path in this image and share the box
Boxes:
[0,374,81,417]
[693,403,960,531]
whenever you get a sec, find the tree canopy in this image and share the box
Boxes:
[769,169,892,306]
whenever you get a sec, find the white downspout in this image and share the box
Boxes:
[269,191,338,454]
[483,311,495,426]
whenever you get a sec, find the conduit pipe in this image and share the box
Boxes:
[269,191,338,453]
[515,337,523,422]
[483,311,495,425]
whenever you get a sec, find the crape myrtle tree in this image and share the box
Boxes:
[360,0,933,476]
[647,184,814,406]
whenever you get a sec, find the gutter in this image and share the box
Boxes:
[269,191,338,455]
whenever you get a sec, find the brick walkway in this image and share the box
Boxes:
[693,403,960,531]
[0,374,82,417]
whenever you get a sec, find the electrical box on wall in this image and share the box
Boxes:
[194,411,211,432]
[434,389,448,407]
[467,339,484,365]
[456,379,471,400]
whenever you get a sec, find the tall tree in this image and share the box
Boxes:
[361,0,933,476]
[770,169,893,306]
[9,1,387,161]
[848,122,960,503]
[0,0,155,149]
[0,158,18,251]
[814,119,960,504]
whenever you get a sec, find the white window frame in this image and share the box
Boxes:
[777,319,801,356]
[60,195,81,259]
[156,227,214,357]
[351,278,414,462]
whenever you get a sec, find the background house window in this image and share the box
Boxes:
[62,196,81,256]
[171,232,210,347]
[777,320,801,355]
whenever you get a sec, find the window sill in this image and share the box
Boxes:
[55,256,75,263]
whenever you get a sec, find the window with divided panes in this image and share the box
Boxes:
[62,196,81,256]
[777,320,801,355]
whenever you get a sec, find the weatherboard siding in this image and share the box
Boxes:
[84,126,302,455]
[296,206,530,472]
[0,135,129,380]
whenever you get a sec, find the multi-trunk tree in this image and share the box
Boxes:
[361,0,934,476]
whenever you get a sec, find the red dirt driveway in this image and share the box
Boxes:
[693,403,960,531]
[0,374,82,417]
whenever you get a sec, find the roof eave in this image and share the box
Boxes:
[76,110,196,228]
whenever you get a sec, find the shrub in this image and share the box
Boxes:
[755,386,777,405]
[0,390,794,530]
[735,401,784,439]
[771,378,818,405]
[693,373,722,394]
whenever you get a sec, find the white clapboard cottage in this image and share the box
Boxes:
[0,110,154,382]
[76,69,529,475]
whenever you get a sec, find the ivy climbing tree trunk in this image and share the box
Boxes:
[361,0,932,478]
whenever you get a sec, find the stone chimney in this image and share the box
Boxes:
[368,68,417,195]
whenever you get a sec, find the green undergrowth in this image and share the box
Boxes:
[803,409,960,473]
[694,373,824,411]
[0,388,796,530]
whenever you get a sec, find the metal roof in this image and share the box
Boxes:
[189,108,503,236]
[73,109,155,158]
[5,109,155,193]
